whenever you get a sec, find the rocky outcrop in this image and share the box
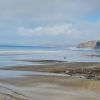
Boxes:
[77,40,100,49]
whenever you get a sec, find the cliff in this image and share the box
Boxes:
[77,40,100,49]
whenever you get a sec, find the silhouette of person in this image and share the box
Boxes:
[64,57,66,60]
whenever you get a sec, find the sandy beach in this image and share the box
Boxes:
[0,60,100,100]
[0,0,100,99]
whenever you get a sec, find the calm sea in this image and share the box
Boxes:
[0,45,100,78]
[0,45,100,68]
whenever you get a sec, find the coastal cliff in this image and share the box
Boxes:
[77,40,100,49]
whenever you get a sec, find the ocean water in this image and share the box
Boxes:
[0,45,100,68]
[0,45,100,78]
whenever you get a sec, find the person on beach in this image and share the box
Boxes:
[64,57,66,60]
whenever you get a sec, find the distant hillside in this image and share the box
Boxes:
[77,40,100,49]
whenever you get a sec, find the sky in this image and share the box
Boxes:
[0,0,100,45]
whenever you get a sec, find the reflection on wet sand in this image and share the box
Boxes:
[0,60,100,100]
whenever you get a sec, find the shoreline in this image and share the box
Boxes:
[1,60,100,80]
[1,60,100,71]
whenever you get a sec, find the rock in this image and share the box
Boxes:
[77,40,100,49]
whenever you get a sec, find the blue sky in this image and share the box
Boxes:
[0,0,100,45]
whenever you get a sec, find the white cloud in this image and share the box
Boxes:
[18,24,75,36]
[18,20,100,43]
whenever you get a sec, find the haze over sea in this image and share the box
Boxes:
[0,44,100,68]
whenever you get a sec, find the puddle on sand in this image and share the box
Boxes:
[0,70,33,78]
[0,70,69,78]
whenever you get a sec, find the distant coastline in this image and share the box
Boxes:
[77,40,100,49]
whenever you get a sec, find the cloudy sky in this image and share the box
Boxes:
[0,0,100,45]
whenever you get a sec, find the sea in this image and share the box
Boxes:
[0,44,100,78]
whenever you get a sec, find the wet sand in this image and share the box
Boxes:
[0,60,100,100]
[1,60,100,72]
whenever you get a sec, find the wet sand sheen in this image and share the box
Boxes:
[0,60,100,100]
[0,76,100,100]
[0,69,69,78]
